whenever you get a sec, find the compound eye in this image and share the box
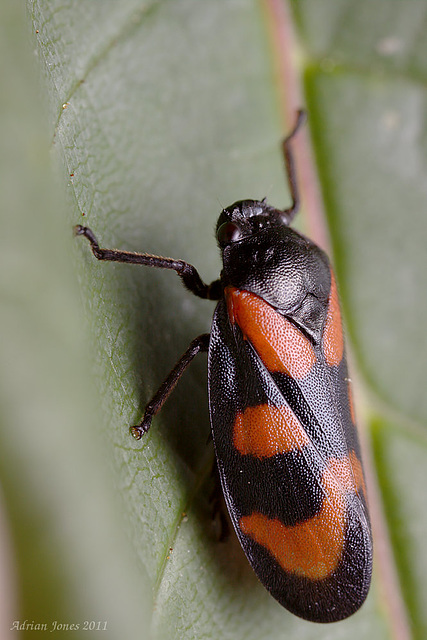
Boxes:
[217,221,243,246]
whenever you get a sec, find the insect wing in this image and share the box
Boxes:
[208,287,372,623]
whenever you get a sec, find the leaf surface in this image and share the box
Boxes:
[2,1,426,638]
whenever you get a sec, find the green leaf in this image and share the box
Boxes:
[294,1,427,638]
[0,1,150,638]
[2,0,426,638]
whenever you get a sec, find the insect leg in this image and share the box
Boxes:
[74,225,222,300]
[130,333,210,440]
[280,109,306,223]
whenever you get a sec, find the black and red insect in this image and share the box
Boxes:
[75,111,372,623]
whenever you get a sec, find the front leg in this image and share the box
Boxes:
[74,225,222,300]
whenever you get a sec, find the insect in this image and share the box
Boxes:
[75,111,372,623]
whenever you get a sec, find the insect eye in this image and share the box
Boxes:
[217,221,243,246]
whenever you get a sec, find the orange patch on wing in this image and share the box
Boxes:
[349,450,367,499]
[233,404,309,457]
[348,379,356,424]
[225,287,315,379]
[239,454,364,580]
[322,270,344,367]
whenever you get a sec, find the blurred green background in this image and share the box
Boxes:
[1,1,426,638]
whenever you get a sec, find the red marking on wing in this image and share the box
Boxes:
[349,450,367,500]
[226,287,315,379]
[240,454,364,580]
[322,270,344,366]
[348,379,356,425]
[233,404,309,457]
